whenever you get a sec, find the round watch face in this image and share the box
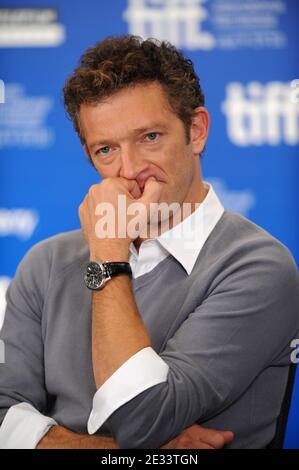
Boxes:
[84,261,105,290]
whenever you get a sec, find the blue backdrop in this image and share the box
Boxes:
[0,0,298,447]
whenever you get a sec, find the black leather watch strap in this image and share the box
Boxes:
[105,262,132,278]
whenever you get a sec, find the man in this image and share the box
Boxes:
[0,35,298,449]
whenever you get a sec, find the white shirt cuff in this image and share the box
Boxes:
[87,346,169,434]
[0,402,57,449]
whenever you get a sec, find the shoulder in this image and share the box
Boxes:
[205,211,299,315]
[213,211,298,273]
[29,228,87,263]
[13,229,88,293]
[200,211,299,338]
[5,230,88,319]
[20,228,87,266]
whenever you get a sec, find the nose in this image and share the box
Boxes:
[119,146,147,181]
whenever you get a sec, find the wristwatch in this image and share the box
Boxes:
[84,260,132,290]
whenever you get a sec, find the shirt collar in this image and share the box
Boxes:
[129,182,224,275]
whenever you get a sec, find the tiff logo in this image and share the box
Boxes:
[0,79,4,103]
[123,0,215,50]
[222,81,299,146]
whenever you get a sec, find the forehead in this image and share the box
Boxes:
[79,82,180,141]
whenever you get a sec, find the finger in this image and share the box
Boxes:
[138,176,163,206]
[200,431,226,449]
[191,442,214,450]
[166,439,215,450]
[78,199,87,224]
[201,430,233,449]
[117,177,142,199]
[221,431,234,444]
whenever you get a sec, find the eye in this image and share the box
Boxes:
[95,146,111,156]
[144,132,160,142]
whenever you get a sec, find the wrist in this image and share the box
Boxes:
[90,241,130,262]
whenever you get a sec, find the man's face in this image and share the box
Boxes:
[80,81,207,208]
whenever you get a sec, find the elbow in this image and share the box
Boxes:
[107,386,178,449]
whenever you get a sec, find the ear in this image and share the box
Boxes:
[189,107,210,156]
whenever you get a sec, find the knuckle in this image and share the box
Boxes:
[88,184,98,196]
[176,436,190,448]
[102,177,113,187]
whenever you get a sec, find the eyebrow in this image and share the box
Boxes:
[89,122,168,150]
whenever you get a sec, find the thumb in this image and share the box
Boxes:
[221,431,234,444]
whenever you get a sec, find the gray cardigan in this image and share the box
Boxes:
[0,211,298,448]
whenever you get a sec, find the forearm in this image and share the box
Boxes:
[36,424,233,450]
[92,272,152,388]
[36,425,119,449]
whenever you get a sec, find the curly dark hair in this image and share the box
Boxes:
[63,34,205,147]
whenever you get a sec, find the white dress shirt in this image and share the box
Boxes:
[0,182,224,448]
